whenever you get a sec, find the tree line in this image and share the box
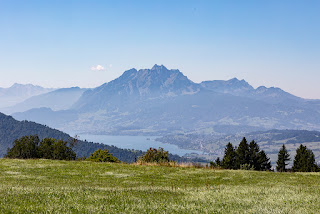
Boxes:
[4,135,320,172]
[5,135,120,162]
[211,137,319,172]
[4,135,169,164]
[211,137,271,171]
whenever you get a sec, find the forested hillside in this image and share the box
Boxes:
[0,112,190,163]
[0,112,144,162]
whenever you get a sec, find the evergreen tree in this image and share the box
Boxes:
[248,140,260,170]
[293,145,318,172]
[215,157,221,166]
[257,150,271,171]
[276,144,290,172]
[222,143,236,169]
[236,137,250,169]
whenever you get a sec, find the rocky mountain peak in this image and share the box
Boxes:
[151,64,168,71]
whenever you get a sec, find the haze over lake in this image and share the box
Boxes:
[78,134,203,156]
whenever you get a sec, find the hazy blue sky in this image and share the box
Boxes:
[0,0,319,98]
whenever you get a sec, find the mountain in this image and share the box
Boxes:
[201,78,301,104]
[200,78,254,96]
[0,83,54,108]
[11,65,320,136]
[13,108,78,131]
[1,87,87,114]
[73,64,201,112]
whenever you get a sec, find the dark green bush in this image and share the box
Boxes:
[87,149,119,163]
[138,147,169,163]
[6,135,76,161]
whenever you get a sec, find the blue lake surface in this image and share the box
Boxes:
[78,134,203,156]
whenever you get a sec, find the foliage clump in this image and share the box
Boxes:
[6,135,76,160]
[276,144,290,172]
[139,147,169,163]
[293,144,319,172]
[87,149,119,163]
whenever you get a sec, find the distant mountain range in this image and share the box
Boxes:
[1,87,87,115]
[6,65,320,136]
[0,83,54,108]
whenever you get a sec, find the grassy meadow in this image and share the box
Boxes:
[0,159,320,213]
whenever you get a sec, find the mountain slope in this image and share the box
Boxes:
[73,65,201,112]
[0,112,145,162]
[0,112,191,162]
[2,87,86,114]
[201,78,302,104]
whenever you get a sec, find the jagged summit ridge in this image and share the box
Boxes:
[72,65,201,111]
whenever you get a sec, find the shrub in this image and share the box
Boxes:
[138,147,169,163]
[87,149,119,163]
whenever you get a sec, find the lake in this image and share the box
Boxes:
[78,134,204,156]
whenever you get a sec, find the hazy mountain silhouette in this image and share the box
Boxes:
[11,65,320,135]
[0,83,54,108]
[2,87,87,114]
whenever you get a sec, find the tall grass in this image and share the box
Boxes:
[0,159,320,213]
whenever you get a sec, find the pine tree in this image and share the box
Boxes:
[236,137,250,169]
[276,144,290,172]
[248,140,260,170]
[215,157,221,166]
[293,145,318,172]
[257,150,271,171]
[222,142,236,169]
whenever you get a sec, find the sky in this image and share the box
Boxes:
[0,0,319,99]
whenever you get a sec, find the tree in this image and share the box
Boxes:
[256,150,271,171]
[276,144,290,172]
[248,140,260,170]
[210,157,222,168]
[236,137,250,169]
[6,135,40,159]
[38,138,55,159]
[87,149,119,162]
[215,157,221,166]
[52,139,76,160]
[293,144,318,172]
[138,147,169,163]
[222,143,236,169]
[6,135,76,160]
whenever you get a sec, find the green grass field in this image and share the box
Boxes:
[1,159,320,213]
